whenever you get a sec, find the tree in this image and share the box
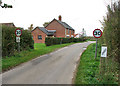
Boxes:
[28,24,33,31]
[0,0,2,6]
[43,22,50,27]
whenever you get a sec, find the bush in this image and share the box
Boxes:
[2,25,34,57]
[85,36,96,41]
[98,1,120,84]
[45,37,86,46]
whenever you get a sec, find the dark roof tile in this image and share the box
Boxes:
[57,20,74,31]
[32,27,56,36]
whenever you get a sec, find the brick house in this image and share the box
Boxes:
[32,16,75,43]
[0,23,15,27]
[45,15,75,38]
[31,27,56,43]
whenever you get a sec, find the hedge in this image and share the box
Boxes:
[2,25,34,57]
[98,1,120,84]
[45,37,86,46]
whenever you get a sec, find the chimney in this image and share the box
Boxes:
[58,15,62,21]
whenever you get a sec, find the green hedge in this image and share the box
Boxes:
[98,1,120,84]
[85,36,96,41]
[45,37,86,46]
[2,25,34,57]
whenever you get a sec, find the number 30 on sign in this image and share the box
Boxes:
[15,28,22,37]
[93,29,102,38]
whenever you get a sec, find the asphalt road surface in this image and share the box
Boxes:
[2,41,95,84]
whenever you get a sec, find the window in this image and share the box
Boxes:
[38,35,42,40]
[71,31,73,34]
[68,29,69,34]
[66,35,70,38]
[71,30,74,34]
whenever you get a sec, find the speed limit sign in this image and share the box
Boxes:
[15,28,22,37]
[93,29,102,59]
[15,28,22,53]
[93,29,102,38]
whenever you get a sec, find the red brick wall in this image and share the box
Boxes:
[46,19,65,37]
[70,30,71,37]
[31,28,47,43]
[71,30,74,37]
[73,30,74,35]
[66,29,74,37]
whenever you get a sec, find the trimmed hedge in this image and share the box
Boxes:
[85,36,96,41]
[2,25,34,57]
[45,37,86,46]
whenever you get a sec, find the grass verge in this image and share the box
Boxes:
[75,43,101,84]
[2,42,76,72]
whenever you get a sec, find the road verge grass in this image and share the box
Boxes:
[75,43,101,84]
[2,42,76,72]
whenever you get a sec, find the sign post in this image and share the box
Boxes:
[93,29,102,59]
[100,44,107,74]
[95,38,98,59]
[15,28,22,53]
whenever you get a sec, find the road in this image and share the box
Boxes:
[2,41,95,84]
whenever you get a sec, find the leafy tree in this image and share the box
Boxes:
[28,24,33,31]
[43,22,50,27]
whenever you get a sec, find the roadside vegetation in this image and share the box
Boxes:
[45,37,86,46]
[2,25,34,57]
[2,42,76,72]
[75,1,119,85]
[99,0,119,85]
[75,43,118,85]
[85,36,96,41]
[75,43,101,84]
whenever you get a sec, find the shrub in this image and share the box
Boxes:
[2,25,34,57]
[45,37,85,46]
[98,1,120,84]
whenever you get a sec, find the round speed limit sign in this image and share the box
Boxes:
[93,29,102,38]
[15,28,22,37]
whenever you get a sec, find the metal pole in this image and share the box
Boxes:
[95,38,98,59]
[18,42,20,53]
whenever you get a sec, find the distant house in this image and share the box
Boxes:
[74,33,82,38]
[31,27,56,43]
[0,23,15,27]
[31,15,75,43]
[45,15,75,38]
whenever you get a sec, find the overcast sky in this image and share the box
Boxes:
[0,0,111,36]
